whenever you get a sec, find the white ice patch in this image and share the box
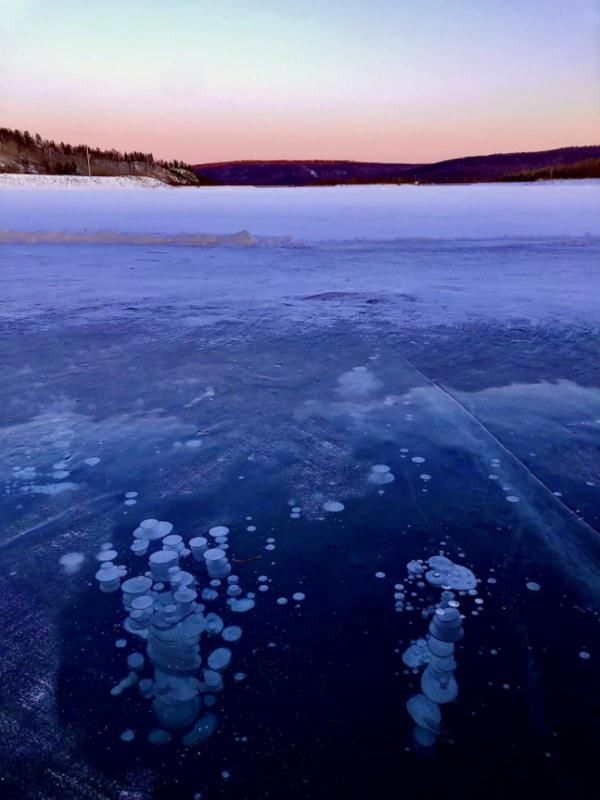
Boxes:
[24,482,79,495]
[337,368,382,399]
[59,552,85,575]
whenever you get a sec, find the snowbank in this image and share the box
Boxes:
[0,174,169,190]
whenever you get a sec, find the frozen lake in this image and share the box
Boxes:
[0,182,599,800]
[2,178,600,240]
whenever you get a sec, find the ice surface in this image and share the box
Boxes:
[2,183,600,798]
[2,181,599,241]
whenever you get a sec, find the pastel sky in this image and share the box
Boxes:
[2,0,599,163]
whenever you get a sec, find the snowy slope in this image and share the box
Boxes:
[0,174,168,190]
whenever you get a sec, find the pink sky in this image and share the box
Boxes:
[2,1,599,163]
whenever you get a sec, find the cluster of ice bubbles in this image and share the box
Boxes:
[368,464,395,486]
[94,519,259,747]
[397,555,478,750]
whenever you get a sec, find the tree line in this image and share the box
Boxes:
[0,127,191,170]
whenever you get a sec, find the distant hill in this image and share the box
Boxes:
[193,146,600,186]
[0,128,215,186]
[4,130,599,188]
[191,159,417,187]
[503,157,600,182]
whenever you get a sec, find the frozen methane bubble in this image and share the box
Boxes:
[94,512,273,748]
[427,637,455,658]
[230,598,255,613]
[402,639,431,669]
[148,729,172,745]
[222,626,242,642]
[406,694,442,733]
[138,519,173,541]
[189,537,208,560]
[157,521,174,538]
[182,713,217,747]
[163,534,184,553]
[121,575,153,609]
[96,549,118,562]
[204,548,231,579]
[428,607,464,643]
[149,550,179,581]
[127,652,145,670]
[413,725,437,749]
[207,648,232,671]
[131,595,154,611]
[209,526,230,539]
[292,592,306,602]
[120,729,135,742]
[131,540,149,557]
[368,464,395,485]
[139,519,161,539]
[323,500,345,513]
[526,581,541,592]
[421,666,459,704]
[95,564,122,593]
[425,556,477,591]
[400,553,477,748]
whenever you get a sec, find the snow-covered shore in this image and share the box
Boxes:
[0,173,169,190]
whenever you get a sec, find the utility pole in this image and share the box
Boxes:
[86,146,91,177]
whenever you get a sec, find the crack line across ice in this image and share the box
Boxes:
[0,492,121,552]
[431,379,600,539]
[389,337,600,541]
